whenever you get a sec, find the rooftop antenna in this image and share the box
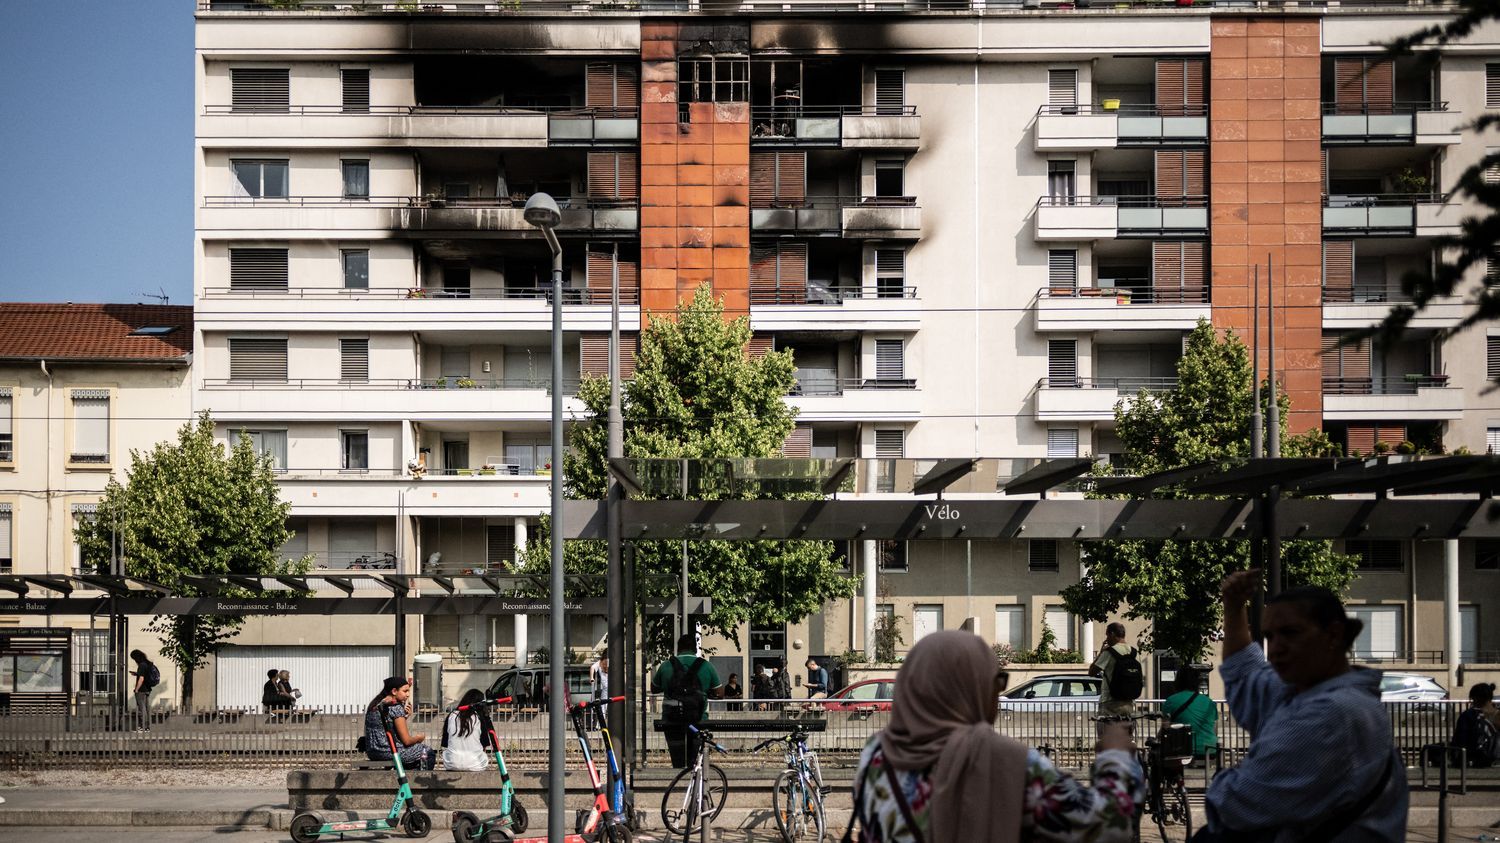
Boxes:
[141,287,169,306]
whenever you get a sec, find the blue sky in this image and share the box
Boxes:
[0,1,193,306]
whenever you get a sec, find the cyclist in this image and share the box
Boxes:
[848,630,1143,842]
[651,632,722,768]
[1204,570,1407,841]
[1163,665,1218,764]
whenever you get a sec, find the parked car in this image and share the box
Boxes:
[998,674,1102,713]
[483,665,593,710]
[821,678,896,712]
[1378,672,1446,702]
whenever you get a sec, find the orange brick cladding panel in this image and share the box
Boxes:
[1210,16,1323,433]
[638,22,751,328]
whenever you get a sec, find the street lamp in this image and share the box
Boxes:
[524,191,566,843]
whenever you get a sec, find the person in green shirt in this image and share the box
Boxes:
[651,632,724,768]
[1163,666,1218,762]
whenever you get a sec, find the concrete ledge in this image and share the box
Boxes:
[0,808,276,827]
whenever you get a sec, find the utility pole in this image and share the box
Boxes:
[1266,253,1282,600]
[1249,264,1264,643]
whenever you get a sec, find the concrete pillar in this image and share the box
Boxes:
[862,456,878,661]
[1079,555,1095,660]
[514,517,529,665]
[1445,539,1460,692]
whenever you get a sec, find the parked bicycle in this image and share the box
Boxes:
[660,723,729,842]
[1095,712,1194,843]
[749,724,827,843]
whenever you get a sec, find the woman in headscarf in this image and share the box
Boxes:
[849,630,1142,843]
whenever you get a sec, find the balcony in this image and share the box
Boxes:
[197,377,585,422]
[1323,195,1460,238]
[1321,284,1469,331]
[1034,104,1208,152]
[1034,196,1208,241]
[200,105,564,149]
[274,472,551,517]
[749,283,921,332]
[1321,103,1460,147]
[1035,376,1177,422]
[1322,376,1463,421]
[751,197,921,239]
[750,106,920,151]
[787,378,922,423]
[200,196,638,235]
[1034,285,1209,332]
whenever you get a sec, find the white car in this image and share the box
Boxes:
[1378,672,1446,702]
[998,674,1102,713]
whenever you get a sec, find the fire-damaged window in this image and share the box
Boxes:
[679,57,749,108]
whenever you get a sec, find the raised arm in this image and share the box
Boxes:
[1220,568,1259,661]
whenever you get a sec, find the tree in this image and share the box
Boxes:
[1061,321,1360,663]
[75,412,308,707]
[517,285,858,645]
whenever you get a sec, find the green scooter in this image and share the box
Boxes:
[451,695,529,843]
[290,706,433,842]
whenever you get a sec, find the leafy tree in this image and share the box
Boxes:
[75,412,308,707]
[1061,321,1359,663]
[517,285,857,644]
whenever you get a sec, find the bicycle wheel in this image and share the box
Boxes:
[660,763,729,835]
[773,769,824,842]
[1153,777,1192,843]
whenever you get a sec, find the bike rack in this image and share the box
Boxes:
[1420,743,1468,843]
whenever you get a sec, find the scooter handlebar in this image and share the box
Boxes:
[569,695,627,712]
[456,695,514,712]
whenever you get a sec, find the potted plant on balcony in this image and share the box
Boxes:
[433,376,447,389]
[456,377,478,389]
[1394,166,1429,198]
[406,287,428,299]
[535,462,552,477]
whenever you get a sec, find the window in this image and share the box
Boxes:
[444,182,471,200]
[342,249,369,290]
[340,338,369,382]
[231,159,289,199]
[874,160,904,198]
[0,504,10,574]
[1488,335,1499,381]
[1348,605,1404,661]
[1029,540,1060,572]
[1488,64,1500,109]
[1048,250,1077,292]
[1048,68,1078,114]
[70,390,110,464]
[71,504,96,575]
[341,160,370,200]
[231,68,288,113]
[1347,539,1403,571]
[238,429,287,470]
[678,56,749,105]
[73,630,114,695]
[440,347,471,378]
[750,152,806,207]
[913,604,943,644]
[1047,428,1079,459]
[1476,539,1500,570]
[1048,160,1076,203]
[503,435,552,475]
[340,430,369,471]
[1043,606,1075,651]
[877,539,908,572]
[486,525,516,571]
[875,427,904,493]
[1048,339,1078,387]
[586,152,639,201]
[1489,425,1500,455]
[442,440,469,474]
[229,247,288,291]
[875,249,906,298]
[874,339,904,381]
[442,266,471,298]
[341,68,370,113]
[995,605,1025,649]
[0,388,11,463]
[874,68,905,115]
[130,326,177,336]
[228,337,288,382]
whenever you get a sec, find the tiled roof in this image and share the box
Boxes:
[0,303,193,363]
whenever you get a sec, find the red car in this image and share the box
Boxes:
[820,678,895,712]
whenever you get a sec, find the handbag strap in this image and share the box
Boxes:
[841,754,928,843]
[1167,690,1200,722]
[1298,751,1394,842]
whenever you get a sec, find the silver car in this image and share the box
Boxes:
[998,674,1102,713]
[1378,672,1446,702]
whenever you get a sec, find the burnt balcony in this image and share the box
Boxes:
[200,195,638,235]
[751,196,921,239]
[200,104,637,148]
[750,106,920,150]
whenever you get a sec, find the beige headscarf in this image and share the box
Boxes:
[878,630,1028,843]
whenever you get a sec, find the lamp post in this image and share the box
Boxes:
[524,192,566,843]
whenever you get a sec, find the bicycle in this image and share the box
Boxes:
[1094,712,1194,843]
[749,724,827,843]
[660,723,730,843]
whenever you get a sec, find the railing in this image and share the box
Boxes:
[752,194,918,210]
[1325,192,1439,207]
[310,550,399,570]
[1038,284,1209,304]
[1040,376,1179,392]
[1321,101,1449,116]
[750,283,917,305]
[792,377,918,395]
[430,464,551,477]
[199,0,1470,15]
[200,377,582,392]
[1036,194,1208,209]
[202,285,643,304]
[202,195,637,210]
[273,467,406,477]
[1322,283,1410,304]
[204,103,637,117]
[1036,104,1208,117]
[1323,375,1452,395]
[750,105,917,141]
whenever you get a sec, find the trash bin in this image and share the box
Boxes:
[413,653,444,714]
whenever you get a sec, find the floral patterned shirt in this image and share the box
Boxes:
[851,738,1143,843]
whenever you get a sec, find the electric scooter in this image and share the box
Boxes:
[450,695,529,843]
[289,707,432,842]
[569,695,632,843]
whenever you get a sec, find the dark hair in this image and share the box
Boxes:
[676,632,696,653]
[129,649,147,663]
[806,658,817,666]
[267,669,280,680]
[367,676,408,714]
[1106,622,1126,639]
[1266,586,1363,648]
[1174,667,1200,695]
[455,688,485,739]
[1471,682,1496,706]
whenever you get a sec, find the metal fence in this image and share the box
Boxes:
[0,698,1469,771]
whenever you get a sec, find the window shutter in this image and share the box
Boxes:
[874,69,905,115]
[1349,540,1403,571]
[1377,424,1407,446]
[747,335,774,359]
[71,391,109,460]
[229,338,289,381]
[874,428,905,458]
[1156,150,1186,198]
[1048,339,1077,386]
[231,68,289,113]
[621,334,638,379]
[1029,540,1060,572]
[1488,426,1500,454]
[1488,336,1500,380]
[340,338,369,382]
[586,63,639,112]
[1181,242,1206,294]
[781,424,813,458]
[1048,250,1077,292]
[617,153,638,199]
[875,339,904,380]
[1156,60,1185,117]
[1324,241,1355,302]
[751,153,777,206]
[1183,58,1205,112]
[1153,241,1185,291]
[0,388,11,457]
[1366,59,1394,115]
[587,243,617,301]
[1346,424,1377,456]
[1321,333,1342,380]
[1324,334,1373,384]
[877,248,907,298]
[341,69,370,113]
[0,507,10,568]
[229,248,289,291]
[587,153,637,200]
[778,242,808,284]
[1489,65,1500,109]
[777,152,806,204]
[1183,150,1206,198]
[1047,428,1079,459]
[1334,58,1364,114]
[750,243,777,300]
[486,525,516,571]
[580,334,609,377]
[1047,69,1077,110]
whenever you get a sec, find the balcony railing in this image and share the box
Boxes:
[750,283,917,305]
[308,550,398,571]
[1322,283,1409,304]
[1037,194,1208,209]
[1323,375,1451,395]
[204,104,637,118]
[1037,284,1209,305]
[1035,103,1208,144]
[750,105,917,143]
[792,377,918,396]
[1322,101,1450,143]
[203,0,1461,14]
[202,285,642,304]
[202,377,582,392]
[1041,376,1178,392]
[1323,193,1437,232]
[203,195,636,211]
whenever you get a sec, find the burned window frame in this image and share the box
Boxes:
[678,56,750,108]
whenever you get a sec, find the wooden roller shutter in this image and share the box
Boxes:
[1321,333,1342,381]
[1346,424,1377,456]
[1153,241,1184,290]
[778,242,808,284]
[1343,336,1372,380]
[750,243,777,301]
[750,243,807,303]
[580,334,609,377]
[586,63,639,112]
[1366,59,1394,115]
[617,152,638,199]
[1324,332,1372,391]
[617,249,639,299]
[1156,150,1185,198]
[1180,242,1206,298]
[587,153,638,200]
[1324,241,1355,303]
[1183,58,1205,114]
[1377,424,1407,446]
[1334,58,1365,115]
[621,334,638,379]
[1184,150,1206,199]
[780,425,813,459]
[1156,60,1185,117]
[747,335,774,359]
[1322,148,1329,192]
[751,153,775,207]
[777,152,805,204]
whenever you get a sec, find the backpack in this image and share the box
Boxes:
[1469,712,1499,767]
[663,656,707,725]
[1106,647,1144,702]
[142,662,161,690]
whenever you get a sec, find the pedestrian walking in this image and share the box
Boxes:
[129,649,160,732]
[1090,622,1144,717]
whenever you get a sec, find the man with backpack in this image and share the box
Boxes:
[1090,622,1144,717]
[129,649,160,732]
[650,632,723,768]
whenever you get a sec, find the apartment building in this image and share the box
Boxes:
[194,1,1499,698]
[0,303,193,707]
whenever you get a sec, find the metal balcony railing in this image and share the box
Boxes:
[751,194,917,210]
[1040,376,1179,392]
[1325,192,1440,208]
[750,283,917,305]
[1321,283,1410,304]
[792,377,918,395]
[202,195,636,210]
[204,103,638,117]
[1036,194,1208,209]
[200,0,1464,15]
[203,286,642,304]
[1036,104,1208,117]
[1037,284,1209,304]
[201,377,582,392]
[1323,375,1452,395]
[312,550,399,571]
[1321,101,1449,116]
[750,104,917,141]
